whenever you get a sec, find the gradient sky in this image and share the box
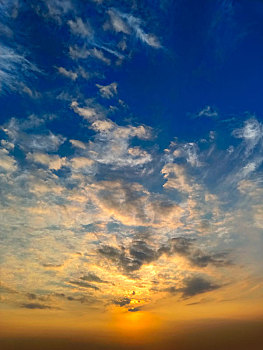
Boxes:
[1,0,263,349]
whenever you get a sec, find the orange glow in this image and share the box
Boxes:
[107,310,162,344]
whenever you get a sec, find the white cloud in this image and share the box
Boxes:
[0,44,39,94]
[68,17,93,38]
[232,118,263,155]
[57,67,78,80]
[197,106,218,118]
[70,157,94,169]
[69,45,90,59]
[36,0,74,24]
[90,48,111,65]
[2,117,65,152]
[71,101,152,168]
[161,163,193,194]
[107,9,161,49]
[91,119,114,132]
[69,45,111,65]
[165,140,201,167]
[27,153,67,170]
[108,9,130,34]
[71,101,101,121]
[87,125,152,167]
[70,139,86,149]
[0,148,17,172]
[96,82,118,99]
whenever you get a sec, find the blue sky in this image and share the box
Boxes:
[1,0,263,339]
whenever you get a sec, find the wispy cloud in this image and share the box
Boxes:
[96,82,118,99]
[71,101,153,168]
[195,105,218,118]
[57,66,78,80]
[68,17,93,38]
[0,44,39,94]
[108,8,162,49]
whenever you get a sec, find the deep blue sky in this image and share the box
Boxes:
[2,0,263,143]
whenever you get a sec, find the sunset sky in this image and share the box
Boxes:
[0,0,263,349]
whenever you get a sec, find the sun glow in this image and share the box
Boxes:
[108,311,161,343]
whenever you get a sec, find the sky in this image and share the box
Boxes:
[0,0,263,349]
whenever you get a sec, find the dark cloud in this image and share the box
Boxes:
[42,263,63,268]
[98,237,230,275]
[97,182,148,223]
[165,276,220,298]
[159,237,193,256]
[69,281,99,290]
[112,297,131,307]
[55,292,66,298]
[129,240,160,269]
[180,276,220,298]
[189,251,231,268]
[80,272,108,284]
[67,296,76,301]
[21,303,52,309]
[26,293,37,300]
[128,307,141,312]
[0,285,17,294]
[164,286,177,294]
[98,245,121,260]
[160,237,231,268]
[98,240,161,274]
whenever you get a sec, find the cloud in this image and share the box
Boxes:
[77,179,185,231]
[57,66,78,80]
[108,9,161,49]
[70,157,94,169]
[129,240,160,269]
[232,118,263,155]
[161,163,194,193]
[80,273,108,284]
[70,139,86,149]
[219,117,263,186]
[68,17,93,38]
[98,236,214,275]
[69,43,123,64]
[1,98,261,315]
[180,276,220,298]
[107,9,130,34]
[33,0,74,24]
[160,237,231,268]
[165,275,220,298]
[112,297,131,307]
[2,117,65,152]
[90,48,112,65]
[71,101,101,121]
[0,148,17,172]
[163,140,202,169]
[71,102,152,168]
[96,82,118,99]
[128,307,141,312]
[26,293,37,300]
[98,243,153,274]
[21,303,52,309]
[69,45,91,60]
[42,263,63,268]
[196,106,218,118]
[0,44,39,94]
[69,281,100,291]
[27,153,67,170]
